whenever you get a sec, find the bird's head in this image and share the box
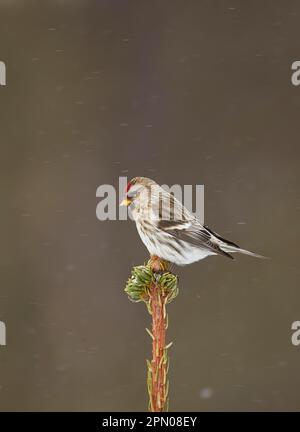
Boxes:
[120,177,156,207]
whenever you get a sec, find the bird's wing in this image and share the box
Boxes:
[157,219,235,259]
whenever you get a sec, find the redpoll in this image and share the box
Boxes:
[121,177,264,266]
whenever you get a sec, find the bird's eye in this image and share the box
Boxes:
[128,190,137,199]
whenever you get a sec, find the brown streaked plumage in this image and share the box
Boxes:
[121,177,265,265]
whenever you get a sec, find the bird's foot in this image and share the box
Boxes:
[148,256,170,273]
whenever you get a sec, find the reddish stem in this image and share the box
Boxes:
[148,257,168,412]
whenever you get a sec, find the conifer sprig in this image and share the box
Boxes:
[125,258,178,411]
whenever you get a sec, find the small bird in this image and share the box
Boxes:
[121,177,265,265]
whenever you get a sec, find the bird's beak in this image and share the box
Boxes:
[120,198,132,207]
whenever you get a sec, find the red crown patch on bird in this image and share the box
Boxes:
[125,178,137,193]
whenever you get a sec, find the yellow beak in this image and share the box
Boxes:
[120,198,132,207]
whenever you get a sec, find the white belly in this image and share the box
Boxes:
[136,222,215,266]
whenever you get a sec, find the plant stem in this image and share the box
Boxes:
[148,279,168,411]
[124,256,178,411]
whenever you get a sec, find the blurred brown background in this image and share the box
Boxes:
[0,0,299,411]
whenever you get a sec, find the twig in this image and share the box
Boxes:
[125,256,178,411]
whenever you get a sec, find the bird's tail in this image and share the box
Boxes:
[222,245,268,259]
